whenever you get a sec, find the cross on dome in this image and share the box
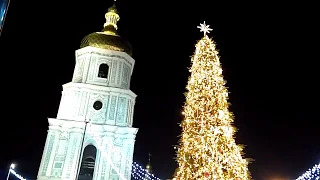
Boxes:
[197,21,213,36]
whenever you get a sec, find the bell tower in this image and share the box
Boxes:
[37,2,138,180]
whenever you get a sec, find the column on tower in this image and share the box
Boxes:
[37,119,86,180]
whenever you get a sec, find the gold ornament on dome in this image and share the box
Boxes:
[80,0,132,56]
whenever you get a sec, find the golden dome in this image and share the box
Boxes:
[80,2,132,56]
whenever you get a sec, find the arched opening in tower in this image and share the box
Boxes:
[98,63,109,79]
[78,145,97,180]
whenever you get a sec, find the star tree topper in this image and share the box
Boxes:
[197,21,213,36]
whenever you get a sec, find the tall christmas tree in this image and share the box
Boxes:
[175,22,251,180]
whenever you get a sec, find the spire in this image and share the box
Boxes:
[103,0,120,35]
[146,153,152,173]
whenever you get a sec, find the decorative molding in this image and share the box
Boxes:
[76,47,134,67]
[121,64,129,88]
[82,56,90,82]
[78,91,88,116]
[87,93,107,123]
[62,82,137,98]
[117,61,122,85]
[111,61,117,84]
[128,98,136,127]
[124,144,134,179]
[89,56,97,81]
[41,133,55,176]
[100,158,107,180]
[48,118,86,131]
[116,97,127,125]
[66,134,79,178]
[73,91,81,117]
[59,131,69,139]
[73,58,84,82]
[104,95,110,124]
[108,96,117,120]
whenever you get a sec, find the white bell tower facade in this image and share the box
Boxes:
[37,3,137,180]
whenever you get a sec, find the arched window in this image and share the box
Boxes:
[98,63,109,79]
[78,145,97,180]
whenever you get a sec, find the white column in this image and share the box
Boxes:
[64,129,84,180]
[37,128,55,179]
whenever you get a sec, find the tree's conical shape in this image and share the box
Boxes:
[175,34,251,180]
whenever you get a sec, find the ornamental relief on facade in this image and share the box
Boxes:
[41,133,55,176]
[73,58,85,82]
[117,61,122,85]
[114,136,124,146]
[66,135,79,178]
[121,64,130,88]
[115,97,127,125]
[76,50,134,65]
[108,95,117,121]
[124,145,133,178]
[88,57,97,81]
[87,93,108,123]
[59,131,69,139]
[78,91,88,117]
[109,60,117,84]
[92,52,133,66]
[97,57,112,65]
[87,88,136,99]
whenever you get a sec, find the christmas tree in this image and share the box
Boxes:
[175,22,251,180]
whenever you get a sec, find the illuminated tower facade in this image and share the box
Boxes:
[37,2,138,180]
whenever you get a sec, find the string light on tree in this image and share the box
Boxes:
[131,162,161,180]
[296,163,320,180]
[175,21,251,180]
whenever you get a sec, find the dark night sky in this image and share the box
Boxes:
[0,1,319,180]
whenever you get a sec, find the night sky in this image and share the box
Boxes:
[0,1,319,180]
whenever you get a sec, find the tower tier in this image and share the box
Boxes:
[57,82,136,127]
